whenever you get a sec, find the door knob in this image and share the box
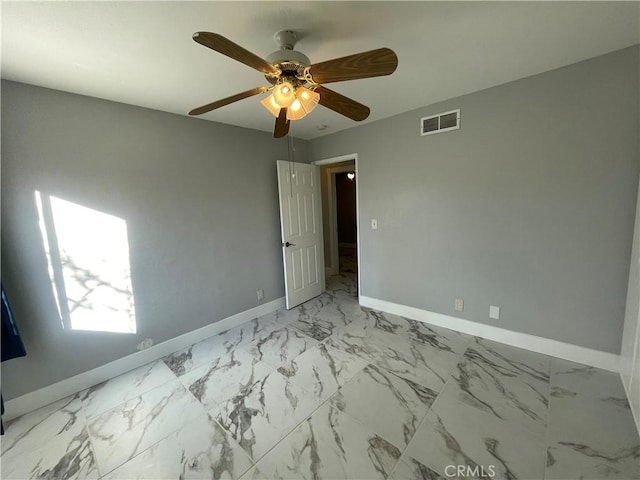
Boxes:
[283,241,296,247]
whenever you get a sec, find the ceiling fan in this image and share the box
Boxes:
[188,30,398,138]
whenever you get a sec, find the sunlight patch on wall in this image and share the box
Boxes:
[35,191,136,334]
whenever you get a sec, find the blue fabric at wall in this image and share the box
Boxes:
[1,284,26,362]
[1,284,26,434]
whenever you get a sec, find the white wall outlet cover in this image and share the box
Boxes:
[454,299,464,312]
[371,219,378,229]
[137,338,154,351]
[489,305,500,319]
[257,289,264,300]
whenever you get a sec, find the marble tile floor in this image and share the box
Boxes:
[2,272,639,480]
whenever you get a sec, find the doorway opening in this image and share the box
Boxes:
[334,170,357,274]
[315,154,360,299]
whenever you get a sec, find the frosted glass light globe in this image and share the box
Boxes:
[273,81,296,108]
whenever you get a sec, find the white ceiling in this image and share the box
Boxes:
[2,1,639,140]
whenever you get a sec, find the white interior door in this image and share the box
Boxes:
[277,160,325,309]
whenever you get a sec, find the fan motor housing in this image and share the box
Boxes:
[264,30,311,84]
[266,49,310,67]
[264,62,307,85]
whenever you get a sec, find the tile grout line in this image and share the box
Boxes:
[311,310,476,477]
[240,386,337,469]
[186,312,336,468]
[80,398,103,479]
[84,373,183,424]
[194,277,362,475]
[388,341,472,479]
[542,357,553,480]
[209,414,256,478]
[98,337,277,478]
[245,339,386,472]
[89,377,208,478]
[333,363,437,479]
[235,306,373,470]
[20,271,635,480]
[208,314,362,465]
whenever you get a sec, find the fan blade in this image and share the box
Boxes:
[316,86,370,121]
[189,86,270,116]
[308,48,398,84]
[193,32,280,76]
[274,108,290,138]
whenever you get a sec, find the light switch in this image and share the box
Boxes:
[454,299,464,312]
[371,219,378,230]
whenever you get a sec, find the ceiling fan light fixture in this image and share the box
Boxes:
[261,94,281,117]
[273,80,296,108]
[286,99,307,120]
[286,86,320,120]
[296,86,319,114]
[187,31,398,138]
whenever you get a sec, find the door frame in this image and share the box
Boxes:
[313,153,360,300]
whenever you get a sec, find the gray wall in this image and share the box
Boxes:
[0,81,309,399]
[311,46,640,354]
[2,45,637,401]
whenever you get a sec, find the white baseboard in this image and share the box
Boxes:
[4,297,285,421]
[360,296,621,373]
[325,267,335,277]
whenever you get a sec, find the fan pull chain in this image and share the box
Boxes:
[288,133,294,197]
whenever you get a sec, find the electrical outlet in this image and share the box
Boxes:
[137,338,154,351]
[257,289,264,301]
[489,305,500,320]
[454,298,464,312]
